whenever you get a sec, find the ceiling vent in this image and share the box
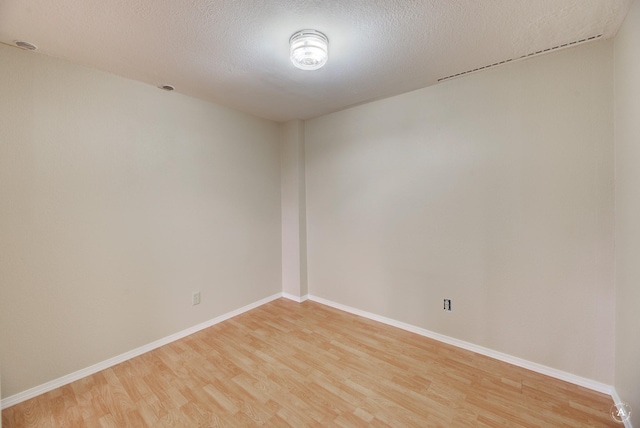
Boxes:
[438,34,602,82]
[15,41,37,50]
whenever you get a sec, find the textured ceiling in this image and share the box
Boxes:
[0,0,633,122]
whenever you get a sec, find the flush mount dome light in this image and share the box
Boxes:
[289,29,328,70]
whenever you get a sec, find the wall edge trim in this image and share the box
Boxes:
[1,292,283,410]
[308,295,613,395]
[611,387,634,428]
[2,292,615,412]
[282,292,309,303]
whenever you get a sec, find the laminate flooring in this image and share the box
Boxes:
[2,298,617,427]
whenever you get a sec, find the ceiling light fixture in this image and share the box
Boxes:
[289,30,328,71]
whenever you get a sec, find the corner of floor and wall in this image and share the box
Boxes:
[2,2,640,427]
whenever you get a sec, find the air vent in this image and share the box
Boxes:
[438,34,602,82]
[15,41,37,50]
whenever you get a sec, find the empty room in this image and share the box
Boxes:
[1,0,639,426]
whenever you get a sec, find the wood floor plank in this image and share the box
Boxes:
[2,298,618,427]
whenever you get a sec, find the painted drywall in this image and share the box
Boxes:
[0,43,281,398]
[614,0,640,424]
[305,41,615,383]
[280,120,308,299]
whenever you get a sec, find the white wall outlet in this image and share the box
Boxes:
[444,299,452,311]
[192,291,201,306]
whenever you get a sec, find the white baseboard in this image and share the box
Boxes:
[611,388,634,428]
[1,292,283,410]
[282,292,309,303]
[2,291,619,417]
[308,295,613,396]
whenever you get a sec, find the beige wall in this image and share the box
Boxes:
[614,0,640,424]
[305,41,615,383]
[0,44,282,398]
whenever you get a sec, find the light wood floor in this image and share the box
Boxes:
[2,298,617,427]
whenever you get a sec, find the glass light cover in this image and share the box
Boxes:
[290,30,329,70]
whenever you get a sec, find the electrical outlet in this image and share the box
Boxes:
[443,299,452,311]
[192,292,201,306]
